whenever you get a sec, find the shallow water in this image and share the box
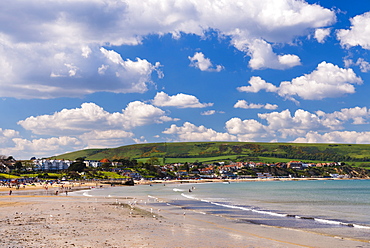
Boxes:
[72,179,370,241]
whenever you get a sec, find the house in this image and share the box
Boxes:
[175,170,188,177]
[100,158,111,164]
[199,167,214,174]
[84,160,102,168]
[256,172,273,179]
[287,161,303,169]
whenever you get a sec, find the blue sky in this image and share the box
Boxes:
[1,0,370,159]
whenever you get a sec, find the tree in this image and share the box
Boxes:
[101,162,111,171]
[14,161,23,171]
[146,157,160,165]
[68,161,86,172]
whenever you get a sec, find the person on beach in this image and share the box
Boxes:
[9,190,12,195]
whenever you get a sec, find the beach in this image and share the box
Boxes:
[1,183,370,248]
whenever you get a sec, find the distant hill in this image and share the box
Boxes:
[51,142,370,167]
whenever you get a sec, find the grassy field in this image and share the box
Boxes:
[98,171,128,179]
[51,141,370,167]
[0,173,20,179]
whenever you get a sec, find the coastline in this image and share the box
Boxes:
[1,180,370,247]
[1,194,369,248]
[134,176,365,185]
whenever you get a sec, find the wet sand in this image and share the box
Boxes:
[1,191,370,247]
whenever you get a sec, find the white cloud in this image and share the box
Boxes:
[314,28,331,43]
[0,136,82,159]
[0,0,336,98]
[337,12,370,49]
[258,109,324,138]
[239,62,362,101]
[18,102,176,136]
[293,131,370,144]
[239,38,301,70]
[4,99,179,158]
[0,129,137,159]
[188,52,223,72]
[79,130,134,148]
[234,100,278,110]
[201,110,216,116]
[152,91,213,108]
[316,106,370,127]
[278,62,362,100]
[356,58,370,73]
[343,58,370,73]
[226,118,263,135]
[4,100,182,158]
[0,44,162,98]
[0,128,19,146]
[225,107,370,142]
[163,122,237,141]
[237,76,278,93]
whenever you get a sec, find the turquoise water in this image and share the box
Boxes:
[73,179,370,241]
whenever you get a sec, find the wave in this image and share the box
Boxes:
[180,193,370,230]
[173,188,185,192]
[80,190,93,197]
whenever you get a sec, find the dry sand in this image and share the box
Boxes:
[1,189,370,248]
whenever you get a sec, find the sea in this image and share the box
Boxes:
[72,179,370,241]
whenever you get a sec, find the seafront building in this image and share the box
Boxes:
[32,159,72,171]
[14,158,346,180]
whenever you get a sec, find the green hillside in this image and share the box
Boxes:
[51,142,370,167]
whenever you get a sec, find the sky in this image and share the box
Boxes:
[1,0,370,160]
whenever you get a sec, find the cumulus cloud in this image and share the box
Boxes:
[236,38,301,70]
[162,122,236,141]
[225,106,370,142]
[316,106,370,126]
[294,131,370,144]
[0,0,336,98]
[314,28,331,43]
[0,136,82,159]
[277,62,362,100]
[238,62,362,101]
[163,122,237,141]
[152,91,213,108]
[188,52,223,72]
[234,100,278,110]
[79,130,134,148]
[225,118,268,141]
[0,44,162,98]
[18,102,176,136]
[237,76,278,93]
[337,12,370,49]
[0,128,19,146]
[5,100,180,158]
[0,130,137,159]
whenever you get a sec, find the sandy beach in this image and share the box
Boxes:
[1,184,370,248]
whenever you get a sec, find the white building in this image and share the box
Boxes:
[84,160,102,168]
[33,159,72,171]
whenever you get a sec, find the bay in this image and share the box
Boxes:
[72,179,370,241]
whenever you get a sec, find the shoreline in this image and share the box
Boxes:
[1,176,367,195]
[1,193,369,247]
[134,176,367,185]
[1,179,370,247]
